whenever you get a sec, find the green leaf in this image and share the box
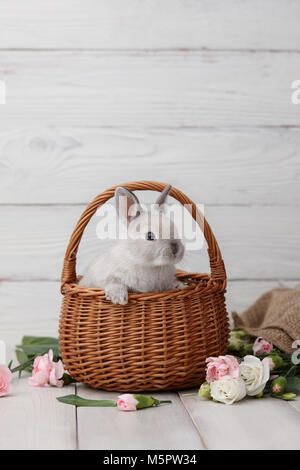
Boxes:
[22,336,59,346]
[57,395,117,407]
[16,349,28,364]
[17,337,60,359]
[286,376,300,390]
[18,344,58,357]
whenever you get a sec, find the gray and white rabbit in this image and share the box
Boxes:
[79,185,185,304]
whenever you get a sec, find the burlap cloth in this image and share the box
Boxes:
[232,288,300,353]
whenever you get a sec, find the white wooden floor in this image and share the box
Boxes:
[1,334,300,450]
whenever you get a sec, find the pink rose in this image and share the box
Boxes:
[262,357,275,371]
[206,355,240,383]
[0,365,13,397]
[29,349,64,388]
[117,394,139,411]
[253,337,273,355]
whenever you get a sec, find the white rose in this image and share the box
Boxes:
[210,376,246,405]
[239,355,270,396]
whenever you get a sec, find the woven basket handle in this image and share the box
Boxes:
[61,181,226,290]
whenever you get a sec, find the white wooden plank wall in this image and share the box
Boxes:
[0,0,299,50]
[0,0,300,450]
[1,51,300,128]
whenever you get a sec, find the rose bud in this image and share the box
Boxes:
[198,382,211,400]
[117,394,139,411]
[262,357,275,371]
[270,376,287,395]
[271,354,283,369]
[117,393,171,411]
[253,337,273,355]
[263,354,283,371]
[281,393,297,401]
[133,394,161,409]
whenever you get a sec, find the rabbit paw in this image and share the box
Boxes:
[105,285,128,305]
[174,281,187,290]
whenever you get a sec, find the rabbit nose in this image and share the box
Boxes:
[171,242,178,255]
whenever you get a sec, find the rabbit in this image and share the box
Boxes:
[79,185,185,304]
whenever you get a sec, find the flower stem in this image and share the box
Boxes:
[10,358,35,373]
[284,365,297,378]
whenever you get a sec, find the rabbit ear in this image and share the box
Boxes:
[155,184,172,206]
[115,187,141,223]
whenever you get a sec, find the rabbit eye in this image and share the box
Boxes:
[146,231,155,241]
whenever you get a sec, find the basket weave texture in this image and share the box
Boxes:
[59,181,229,391]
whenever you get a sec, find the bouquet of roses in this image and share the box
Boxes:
[198,330,300,404]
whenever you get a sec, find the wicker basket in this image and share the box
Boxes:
[59,181,229,391]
